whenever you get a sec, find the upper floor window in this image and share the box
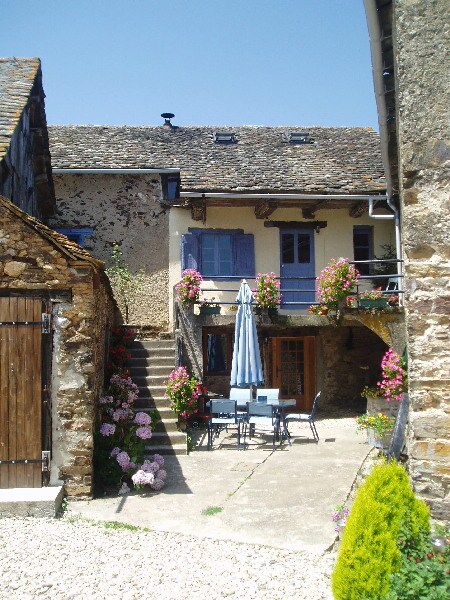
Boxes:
[161,174,180,201]
[181,228,255,278]
[55,228,93,248]
[353,225,373,275]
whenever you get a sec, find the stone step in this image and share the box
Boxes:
[128,360,174,371]
[133,373,169,383]
[0,486,64,518]
[148,431,186,446]
[130,340,176,351]
[129,348,176,359]
[144,444,187,456]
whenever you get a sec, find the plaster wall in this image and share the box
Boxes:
[50,173,169,330]
[169,204,395,321]
[394,0,450,518]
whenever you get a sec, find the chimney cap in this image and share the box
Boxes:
[161,112,175,126]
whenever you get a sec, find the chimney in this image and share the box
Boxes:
[161,112,175,128]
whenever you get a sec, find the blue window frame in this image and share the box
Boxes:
[55,228,93,248]
[181,228,255,279]
[353,226,373,275]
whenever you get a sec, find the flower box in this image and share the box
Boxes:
[199,305,221,315]
[358,298,388,309]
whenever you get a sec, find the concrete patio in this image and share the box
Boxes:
[67,415,375,553]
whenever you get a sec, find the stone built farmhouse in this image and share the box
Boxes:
[0,0,448,518]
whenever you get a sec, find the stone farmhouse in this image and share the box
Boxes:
[1,0,447,519]
[48,122,404,418]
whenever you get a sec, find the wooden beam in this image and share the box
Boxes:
[349,203,367,218]
[254,200,277,219]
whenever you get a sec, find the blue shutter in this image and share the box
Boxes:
[234,233,255,277]
[181,233,199,270]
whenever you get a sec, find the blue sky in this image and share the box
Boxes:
[1,0,378,129]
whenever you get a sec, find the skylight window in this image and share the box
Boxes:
[213,131,237,144]
[284,131,314,144]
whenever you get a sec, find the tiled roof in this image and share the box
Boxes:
[0,195,104,268]
[0,57,41,160]
[48,125,386,194]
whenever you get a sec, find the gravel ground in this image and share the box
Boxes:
[0,516,335,600]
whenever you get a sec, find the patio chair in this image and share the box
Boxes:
[284,391,321,443]
[207,399,242,450]
[255,388,279,403]
[243,402,280,450]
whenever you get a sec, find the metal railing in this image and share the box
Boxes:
[195,259,403,308]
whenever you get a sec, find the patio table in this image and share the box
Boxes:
[206,398,296,444]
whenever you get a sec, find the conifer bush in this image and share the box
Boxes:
[331,460,429,600]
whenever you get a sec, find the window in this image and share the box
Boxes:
[181,228,255,278]
[161,173,180,201]
[353,226,373,275]
[203,328,233,376]
[213,131,237,144]
[55,228,93,248]
[283,131,314,144]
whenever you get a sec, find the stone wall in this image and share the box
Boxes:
[0,207,116,497]
[394,0,450,518]
[50,173,169,330]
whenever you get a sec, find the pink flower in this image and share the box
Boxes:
[134,412,152,426]
[136,426,152,440]
[100,423,116,436]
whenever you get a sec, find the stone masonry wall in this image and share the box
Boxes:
[0,209,116,497]
[394,0,450,518]
[49,173,169,330]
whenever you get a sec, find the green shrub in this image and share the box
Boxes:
[331,460,429,600]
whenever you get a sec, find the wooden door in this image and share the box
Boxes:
[272,336,316,412]
[0,297,43,488]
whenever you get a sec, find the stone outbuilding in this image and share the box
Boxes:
[0,196,116,496]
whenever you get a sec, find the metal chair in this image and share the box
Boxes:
[207,399,242,450]
[284,391,321,443]
[255,388,279,402]
[243,402,280,450]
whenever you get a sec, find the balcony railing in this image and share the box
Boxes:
[195,259,403,309]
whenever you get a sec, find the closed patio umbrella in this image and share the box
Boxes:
[230,280,264,394]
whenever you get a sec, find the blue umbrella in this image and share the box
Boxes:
[230,280,264,390]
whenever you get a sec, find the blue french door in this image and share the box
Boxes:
[280,229,315,309]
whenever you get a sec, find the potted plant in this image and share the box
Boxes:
[316,258,360,310]
[175,269,203,306]
[358,288,389,309]
[308,304,329,315]
[378,347,407,402]
[199,297,221,315]
[253,272,282,315]
[356,412,396,449]
[165,366,202,431]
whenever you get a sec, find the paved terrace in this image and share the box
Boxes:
[68,415,372,553]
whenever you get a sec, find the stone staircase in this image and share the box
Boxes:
[128,336,187,455]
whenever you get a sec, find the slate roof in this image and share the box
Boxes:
[0,57,41,160]
[48,125,386,195]
[0,195,104,268]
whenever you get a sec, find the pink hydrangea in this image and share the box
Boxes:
[100,423,116,437]
[116,451,131,470]
[136,426,152,440]
[134,412,152,426]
